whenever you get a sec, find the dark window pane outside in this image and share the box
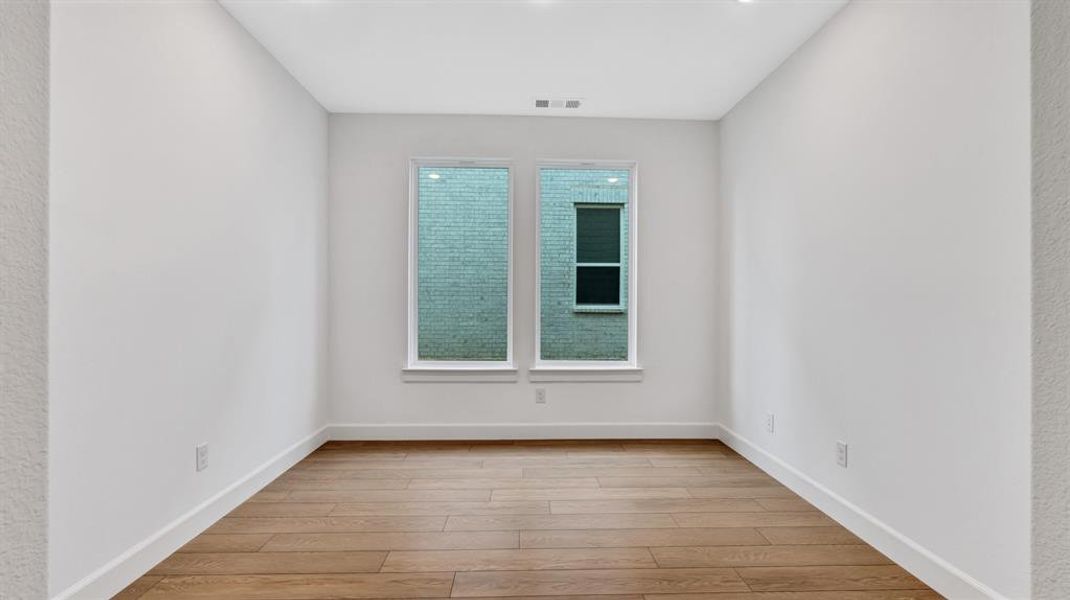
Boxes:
[576,207,620,263]
[576,266,620,305]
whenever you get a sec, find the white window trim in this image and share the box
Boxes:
[527,366,644,383]
[406,158,516,382]
[532,159,640,381]
[402,366,518,383]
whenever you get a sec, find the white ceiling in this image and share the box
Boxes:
[221,0,847,120]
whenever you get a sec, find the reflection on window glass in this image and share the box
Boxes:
[417,166,509,361]
[540,167,630,361]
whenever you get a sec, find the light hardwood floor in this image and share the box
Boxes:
[115,440,941,600]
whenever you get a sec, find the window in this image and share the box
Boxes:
[406,159,513,375]
[575,205,623,308]
[535,162,638,372]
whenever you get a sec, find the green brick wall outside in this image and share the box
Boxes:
[540,168,630,361]
[417,167,509,361]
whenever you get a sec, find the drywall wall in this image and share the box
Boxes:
[329,115,721,435]
[1033,1,1070,597]
[0,0,49,596]
[49,1,328,596]
[720,1,1030,598]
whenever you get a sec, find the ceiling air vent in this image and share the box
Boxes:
[534,98,583,110]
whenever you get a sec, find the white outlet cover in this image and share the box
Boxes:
[535,389,547,404]
[836,441,848,468]
[196,443,208,472]
[765,412,775,434]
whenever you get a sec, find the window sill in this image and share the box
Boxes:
[528,366,644,383]
[402,367,519,383]
[573,305,625,314]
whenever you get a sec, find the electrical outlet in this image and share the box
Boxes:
[764,412,775,434]
[196,443,208,472]
[836,441,848,468]
[535,389,547,405]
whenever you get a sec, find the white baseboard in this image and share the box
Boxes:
[329,422,718,440]
[52,425,330,600]
[714,423,1007,600]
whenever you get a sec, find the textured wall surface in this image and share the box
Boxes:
[540,168,629,361]
[0,0,49,597]
[1033,1,1070,597]
[50,1,328,594]
[720,1,1030,597]
[417,167,509,361]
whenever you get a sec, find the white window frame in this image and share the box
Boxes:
[532,160,641,382]
[404,158,516,382]
[573,203,625,313]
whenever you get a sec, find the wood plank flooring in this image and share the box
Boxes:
[115,440,941,600]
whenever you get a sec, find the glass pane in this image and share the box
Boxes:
[576,266,620,305]
[417,166,509,361]
[576,207,621,263]
[539,167,630,361]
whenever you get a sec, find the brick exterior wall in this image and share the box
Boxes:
[540,168,630,360]
[417,166,509,360]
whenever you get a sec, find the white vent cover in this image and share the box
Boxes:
[534,98,583,110]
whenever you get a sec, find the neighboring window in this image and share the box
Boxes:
[537,163,636,364]
[575,205,622,307]
[408,160,512,366]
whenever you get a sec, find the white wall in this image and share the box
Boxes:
[719,1,1030,598]
[49,1,329,596]
[330,115,721,436]
[1032,1,1070,597]
[0,0,49,597]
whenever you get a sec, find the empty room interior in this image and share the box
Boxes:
[4,0,1070,599]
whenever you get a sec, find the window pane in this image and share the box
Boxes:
[417,166,509,361]
[539,167,630,361]
[576,266,620,305]
[576,207,620,263]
